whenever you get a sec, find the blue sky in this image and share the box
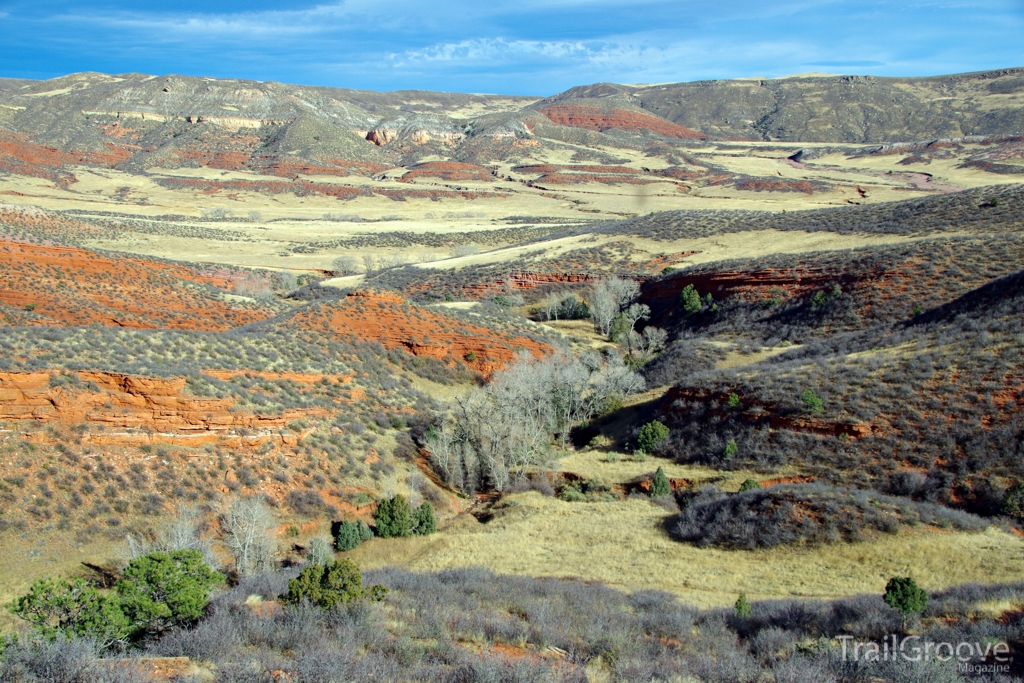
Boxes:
[1,1,1022,94]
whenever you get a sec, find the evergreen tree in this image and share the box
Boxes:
[650,467,671,498]
[413,502,437,535]
[734,593,752,617]
[884,576,928,617]
[10,577,130,647]
[801,390,824,414]
[117,550,223,630]
[284,559,386,609]
[637,420,670,453]
[374,495,414,538]
[335,520,374,551]
[680,284,702,316]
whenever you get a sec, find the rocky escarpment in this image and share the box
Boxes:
[0,371,316,445]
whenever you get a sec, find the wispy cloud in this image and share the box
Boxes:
[2,0,1021,92]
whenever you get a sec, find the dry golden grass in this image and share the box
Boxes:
[346,491,1024,609]
[0,530,126,633]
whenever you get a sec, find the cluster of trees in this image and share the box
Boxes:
[11,550,222,647]
[285,559,387,609]
[426,350,644,493]
[373,495,436,538]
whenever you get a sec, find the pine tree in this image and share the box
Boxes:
[414,502,437,535]
[680,284,702,316]
[374,495,413,538]
[734,593,752,617]
[650,467,671,498]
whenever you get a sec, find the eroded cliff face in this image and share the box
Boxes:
[0,371,317,446]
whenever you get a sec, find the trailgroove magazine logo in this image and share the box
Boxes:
[838,635,1012,675]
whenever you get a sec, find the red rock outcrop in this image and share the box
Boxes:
[539,105,706,140]
[0,371,318,442]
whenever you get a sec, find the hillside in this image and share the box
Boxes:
[1,67,1024,683]
[544,67,1024,142]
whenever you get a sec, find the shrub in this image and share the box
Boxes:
[284,559,387,608]
[723,439,739,459]
[374,495,413,538]
[801,389,824,414]
[738,478,760,493]
[413,502,437,536]
[680,284,702,316]
[334,519,374,551]
[10,577,130,646]
[727,392,740,408]
[1002,483,1024,517]
[734,593,752,617]
[637,421,670,453]
[884,576,929,617]
[117,550,223,631]
[650,467,671,498]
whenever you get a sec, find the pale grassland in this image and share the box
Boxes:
[535,319,612,351]
[712,342,800,369]
[0,533,125,632]
[346,490,1024,609]
[554,448,781,491]
[3,137,1016,272]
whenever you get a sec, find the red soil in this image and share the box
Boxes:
[287,290,550,375]
[539,105,706,140]
[759,475,815,487]
[642,267,862,320]
[0,240,274,331]
[400,161,494,183]
[0,132,133,182]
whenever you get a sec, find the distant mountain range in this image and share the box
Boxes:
[0,68,1021,180]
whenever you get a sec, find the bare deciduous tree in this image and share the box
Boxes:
[331,255,358,276]
[426,350,644,492]
[222,496,275,576]
[125,505,215,567]
[590,277,640,337]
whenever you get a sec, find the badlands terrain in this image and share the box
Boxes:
[0,67,1024,681]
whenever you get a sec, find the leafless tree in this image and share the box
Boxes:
[331,255,358,276]
[362,254,377,275]
[620,303,652,352]
[306,536,334,566]
[125,505,215,567]
[222,496,275,576]
[425,350,644,492]
[589,277,640,337]
[235,272,274,300]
